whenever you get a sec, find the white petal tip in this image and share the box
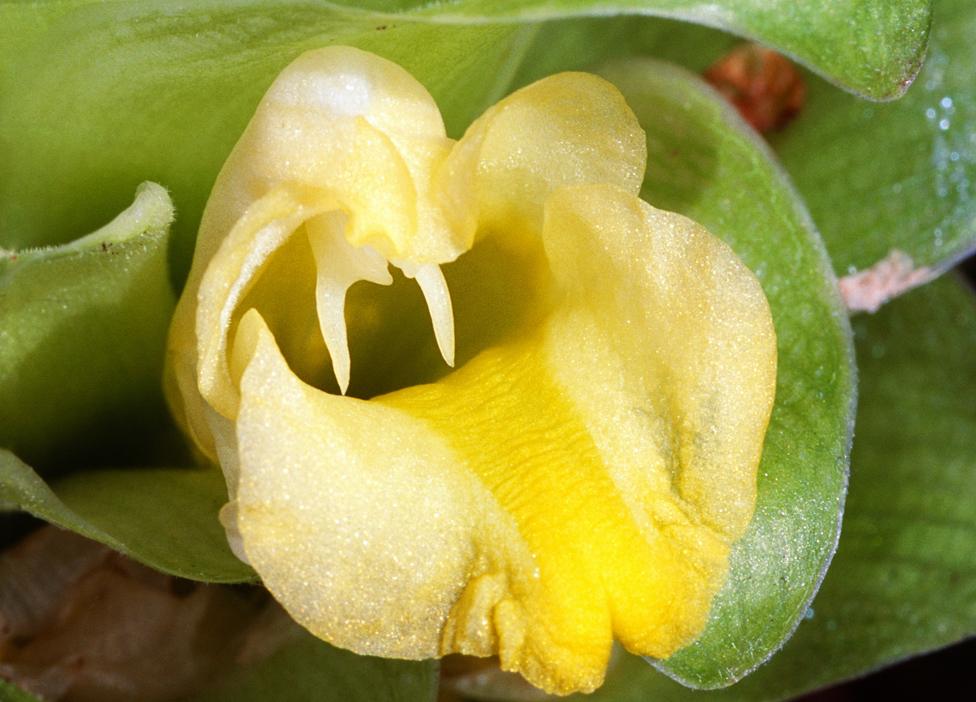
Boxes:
[315,283,353,395]
[309,216,395,394]
[405,263,456,369]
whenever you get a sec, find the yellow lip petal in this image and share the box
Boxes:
[222,189,774,694]
[167,45,777,697]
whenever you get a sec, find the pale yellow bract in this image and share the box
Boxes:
[165,46,777,694]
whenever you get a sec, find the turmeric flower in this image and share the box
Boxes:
[165,46,777,695]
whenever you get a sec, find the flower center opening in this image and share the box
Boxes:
[235,220,550,400]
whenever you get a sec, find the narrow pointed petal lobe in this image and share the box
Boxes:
[308,212,393,393]
[398,261,456,368]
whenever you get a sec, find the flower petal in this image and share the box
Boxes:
[227,184,775,694]
[230,309,520,658]
[440,71,648,238]
[166,46,457,451]
[167,46,777,697]
[541,184,778,539]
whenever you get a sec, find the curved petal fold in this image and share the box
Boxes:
[439,72,648,238]
[541,185,778,538]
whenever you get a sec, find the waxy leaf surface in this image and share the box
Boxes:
[350,0,931,100]
[775,0,976,277]
[0,183,174,469]
[0,451,253,584]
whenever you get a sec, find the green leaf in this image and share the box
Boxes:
[509,14,736,89]
[0,450,254,584]
[599,59,855,688]
[0,0,931,276]
[0,680,40,702]
[362,0,931,100]
[561,275,976,702]
[774,0,976,276]
[0,182,175,469]
[192,634,437,702]
[754,274,976,694]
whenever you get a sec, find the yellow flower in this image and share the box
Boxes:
[165,46,777,694]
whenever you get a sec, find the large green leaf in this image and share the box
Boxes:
[554,275,976,702]
[352,0,931,100]
[595,58,855,688]
[0,0,930,275]
[751,274,976,695]
[509,14,735,89]
[192,634,437,702]
[0,182,175,469]
[774,0,976,276]
[0,451,254,584]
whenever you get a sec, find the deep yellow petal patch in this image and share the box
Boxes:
[166,45,777,695]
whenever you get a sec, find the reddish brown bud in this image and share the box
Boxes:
[705,44,806,133]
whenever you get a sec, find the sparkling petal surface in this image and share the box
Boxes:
[166,45,777,695]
